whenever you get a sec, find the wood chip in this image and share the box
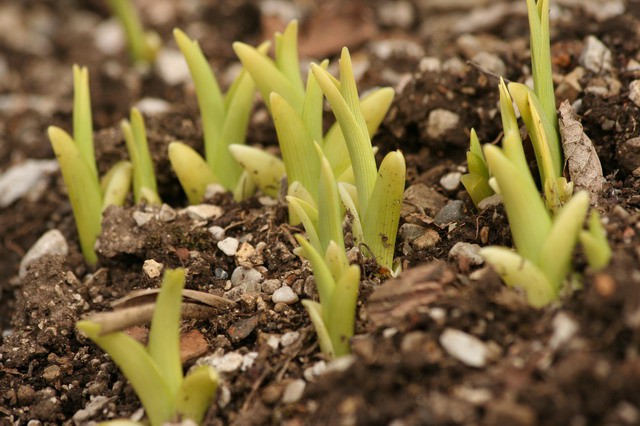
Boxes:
[559,100,604,201]
[111,288,236,311]
[367,261,454,328]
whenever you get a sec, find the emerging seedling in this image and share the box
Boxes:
[77,269,218,426]
[461,129,494,207]
[121,107,161,205]
[231,21,395,218]
[169,29,267,202]
[312,48,406,273]
[107,0,160,64]
[48,65,132,265]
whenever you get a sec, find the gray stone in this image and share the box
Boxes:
[399,223,426,242]
[440,172,462,191]
[281,331,300,347]
[434,200,465,225]
[224,281,261,301]
[477,194,502,210]
[448,242,484,266]
[427,109,460,140]
[72,395,110,424]
[19,230,68,278]
[0,159,58,208]
[218,237,239,256]
[134,97,172,115]
[272,285,298,304]
[439,328,489,368]
[378,1,414,28]
[230,267,263,287]
[579,35,612,73]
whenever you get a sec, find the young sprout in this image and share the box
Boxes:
[230,21,394,215]
[77,269,218,426]
[289,148,359,357]
[461,129,494,207]
[170,29,267,202]
[121,107,161,205]
[579,210,612,271]
[480,144,590,307]
[107,0,160,64]
[48,65,132,265]
[312,48,406,274]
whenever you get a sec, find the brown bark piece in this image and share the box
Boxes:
[367,261,454,328]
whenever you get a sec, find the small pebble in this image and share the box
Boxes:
[213,352,244,373]
[477,194,502,210]
[155,47,190,85]
[399,223,426,242]
[440,172,462,191]
[419,57,442,73]
[378,0,414,28]
[412,229,441,250]
[185,204,223,221]
[303,361,327,381]
[133,211,153,227]
[449,242,484,266]
[439,328,489,368]
[72,396,110,424]
[434,200,466,225]
[214,267,228,280]
[134,97,171,115]
[143,259,163,279]
[261,279,282,295]
[158,204,177,222]
[218,237,239,256]
[282,379,306,404]
[230,267,262,287]
[272,285,299,305]
[19,230,68,278]
[628,80,640,108]
[427,109,460,140]
[281,331,300,347]
[549,312,579,351]
[208,226,225,241]
[0,159,58,208]
[42,365,60,381]
[471,51,506,76]
[579,35,612,73]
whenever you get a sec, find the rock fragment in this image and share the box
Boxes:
[272,285,298,304]
[218,237,239,256]
[439,328,489,368]
[427,109,460,140]
[19,230,68,278]
[579,35,612,73]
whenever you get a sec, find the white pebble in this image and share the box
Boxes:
[19,229,68,278]
[0,159,58,208]
[281,331,300,347]
[282,379,306,404]
[158,204,177,222]
[155,47,190,85]
[230,267,262,287]
[133,211,153,227]
[427,109,460,139]
[185,204,222,220]
[271,285,298,304]
[214,352,244,373]
[439,328,489,368]
[217,237,239,256]
[208,226,225,240]
[440,172,462,191]
[143,259,163,279]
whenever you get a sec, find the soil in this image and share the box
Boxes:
[2,0,640,425]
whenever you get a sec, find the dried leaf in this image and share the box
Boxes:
[559,100,604,200]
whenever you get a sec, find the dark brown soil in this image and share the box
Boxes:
[2,0,640,425]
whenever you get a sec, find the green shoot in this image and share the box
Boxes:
[77,269,218,426]
[121,108,161,205]
[480,144,590,307]
[168,142,216,205]
[461,129,494,207]
[107,0,160,64]
[579,210,612,270]
[231,22,394,213]
[48,65,132,265]
[171,29,268,201]
[312,48,406,273]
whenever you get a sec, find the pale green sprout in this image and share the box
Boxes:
[48,65,132,265]
[289,147,359,357]
[169,29,268,202]
[311,48,406,273]
[121,108,161,205]
[480,144,590,307]
[77,269,218,426]
[230,21,394,215]
[107,0,160,64]
[579,211,612,271]
[460,129,494,207]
